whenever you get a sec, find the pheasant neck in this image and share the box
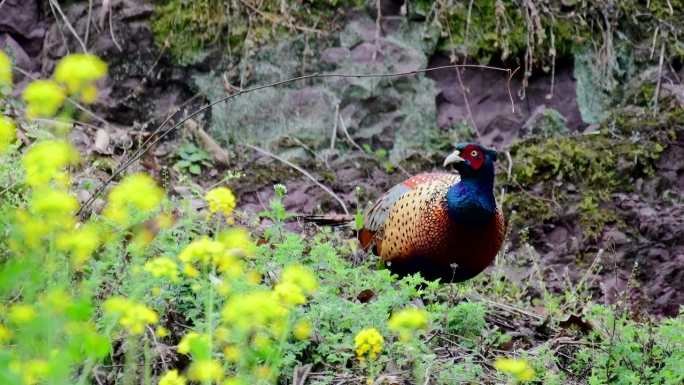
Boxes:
[445,171,496,228]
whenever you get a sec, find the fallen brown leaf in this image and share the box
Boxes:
[184,119,230,165]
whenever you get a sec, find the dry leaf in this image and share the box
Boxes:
[184,119,230,165]
[94,128,112,154]
[356,289,376,303]
[559,314,594,334]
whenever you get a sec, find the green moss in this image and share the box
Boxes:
[411,0,594,68]
[151,0,229,65]
[150,0,358,65]
[501,108,667,239]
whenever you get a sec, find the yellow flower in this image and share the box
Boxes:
[79,83,99,104]
[103,173,164,224]
[204,187,237,216]
[144,257,180,282]
[179,237,245,276]
[218,227,255,257]
[187,359,224,382]
[388,308,429,333]
[103,297,158,335]
[293,321,311,340]
[177,331,211,357]
[354,328,384,361]
[23,140,79,186]
[222,291,288,330]
[0,324,11,343]
[159,369,186,385]
[280,264,318,294]
[22,79,66,118]
[8,304,37,324]
[494,357,535,381]
[272,282,306,306]
[0,50,12,86]
[0,116,16,153]
[18,359,51,385]
[151,287,162,296]
[54,53,107,94]
[29,187,79,220]
[182,263,200,278]
[56,223,102,268]
[223,345,241,362]
[253,365,275,381]
[44,289,72,315]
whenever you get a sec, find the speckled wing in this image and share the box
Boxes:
[358,172,460,253]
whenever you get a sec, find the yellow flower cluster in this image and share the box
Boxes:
[23,140,79,187]
[187,359,224,382]
[221,291,288,330]
[0,116,16,153]
[158,369,186,385]
[177,331,212,356]
[0,50,11,86]
[179,227,254,278]
[387,308,429,341]
[179,237,243,278]
[102,173,165,225]
[7,304,37,324]
[144,257,180,282]
[354,328,384,362]
[55,223,103,270]
[272,264,318,306]
[204,187,237,218]
[22,80,66,119]
[54,53,107,103]
[20,53,107,120]
[9,359,51,385]
[103,297,159,335]
[494,357,535,381]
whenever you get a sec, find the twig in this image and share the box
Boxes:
[444,16,481,141]
[325,104,339,169]
[242,143,350,215]
[653,41,665,117]
[337,114,365,153]
[76,63,515,215]
[462,0,475,66]
[238,0,324,34]
[108,0,123,52]
[371,0,382,68]
[49,0,88,53]
[85,0,93,45]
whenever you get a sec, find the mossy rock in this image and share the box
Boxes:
[502,104,672,239]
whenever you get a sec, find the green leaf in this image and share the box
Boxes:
[175,160,192,168]
[189,164,202,175]
[355,211,363,231]
[188,153,203,162]
[66,298,93,322]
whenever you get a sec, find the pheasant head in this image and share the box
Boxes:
[443,142,499,228]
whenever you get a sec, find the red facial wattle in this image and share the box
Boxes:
[462,145,484,170]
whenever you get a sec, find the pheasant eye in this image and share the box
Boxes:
[470,150,479,157]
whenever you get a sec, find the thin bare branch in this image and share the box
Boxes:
[76,63,516,216]
[242,143,350,215]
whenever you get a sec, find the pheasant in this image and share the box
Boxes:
[305,142,505,284]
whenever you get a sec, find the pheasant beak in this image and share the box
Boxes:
[443,151,465,167]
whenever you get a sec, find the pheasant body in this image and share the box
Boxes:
[306,142,505,284]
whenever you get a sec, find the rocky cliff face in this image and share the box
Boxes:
[3,0,684,317]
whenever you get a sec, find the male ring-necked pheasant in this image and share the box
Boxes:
[305,142,505,284]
